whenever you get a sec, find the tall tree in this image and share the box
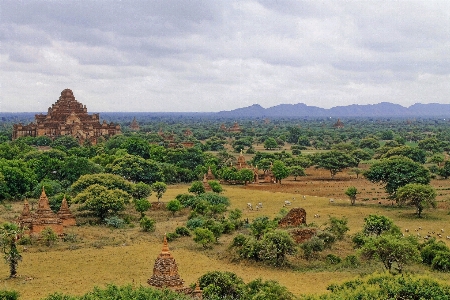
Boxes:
[272,160,290,184]
[396,183,437,217]
[364,157,430,198]
[0,223,23,278]
[313,151,358,178]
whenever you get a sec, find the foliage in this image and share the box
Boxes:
[199,271,245,300]
[134,198,151,219]
[105,155,164,184]
[0,159,37,200]
[166,199,182,216]
[302,274,450,300]
[264,137,278,150]
[175,227,190,237]
[70,173,134,196]
[105,216,125,229]
[0,290,19,300]
[176,193,197,208]
[151,181,167,202]
[187,217,205,230]
[250,216,277,240]
[188,181,205,195]
[258,230,297,266]
[313,151,358,178]
[360,235,420,273]
[381,145,426,164]
[431,251,450,272]
[363,215,396,236]
[290,166,305,180]
[325,216,349,240]
[0,223,23,278]
[43,284,192,300]
[244,278,295,300]
[439,161,450,179]
[73,184,131,220]
[271,160,290,184]
[421,239,450,265]
[196,192,230,207]
[301,236,325,260]
[41,227,58,247]
[193,227,215,248]
[238,168,254,184]
[208,180,223,193]
[139,216,156,232]
[166,232,179,242]
[345,186,358,205]
[131,182,152,200]
[364,156,431,198]
[396,183,437,217]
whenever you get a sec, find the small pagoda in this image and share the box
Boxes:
[130,117,140,131]
[18,188,75,235]
[148,235,202,299]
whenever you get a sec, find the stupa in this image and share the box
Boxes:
[148,235,202,299]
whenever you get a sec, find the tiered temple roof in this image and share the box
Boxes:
[12,89,121,144]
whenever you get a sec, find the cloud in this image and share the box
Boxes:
[0,0,449,112]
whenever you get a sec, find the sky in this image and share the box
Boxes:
[1,1,449,112]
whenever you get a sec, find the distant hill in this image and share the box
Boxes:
[217,102,450,118]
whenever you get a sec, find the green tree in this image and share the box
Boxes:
[264,137,278,150]
[363,215,396,236]
[140,216,156,232]
[0,223,23,278]
[73,184,130,220]
[396,183,437,217]
[151,182,167,202]
[258,230,297,266]
[381,145,426,164]
[244,278,295,300]
[0,159,37,200]
[208,180,223,193]
[134,198,151,219]
[250,216,277,240]
[290,166,305,181]
[429,154,445,166]
[345,186,358,205]
[418,137,443,154]
[131,182,152,199]
[199,271,245,300]
[271,160,290,184]
[188,181,205,195]
[51,136,80,151]
[41,227,58,247]
[166,199,182,216]
[105,154,163,184]
[360,235,420,273]
[325,216,349,240]
[364,156,430,198]
[439,161,450,179]
[70,173,135,195]
[359,138,380,149]
[238,168,254,185]
[193,227,215,248]
[313,151,358,179]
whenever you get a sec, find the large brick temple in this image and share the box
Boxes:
[12,89,121,144]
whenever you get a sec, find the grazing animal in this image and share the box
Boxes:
[446,236,450,240]
[314,214,320,218]
[284,200,291,206]
[303,196,306,200]
[257,202,263,208]
[378,201,382,204]
[438,234,442,238]
[441,229,445,233]
[247,203,253,210]
[405,229,409,232]
[329,198,334,203]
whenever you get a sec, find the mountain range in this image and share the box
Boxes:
[217,102,450,118]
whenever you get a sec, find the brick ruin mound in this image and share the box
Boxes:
[278,207,306,228]
[290,228,317,244]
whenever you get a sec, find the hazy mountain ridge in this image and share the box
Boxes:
[217,102,450,117]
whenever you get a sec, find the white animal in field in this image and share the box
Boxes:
[314,214,320,218]
[284,200,291,206]
[329,198,334,203]
[257,202,263,208]
[247,203,253,210]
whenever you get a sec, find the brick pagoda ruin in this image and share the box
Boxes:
[18,188,76,235]
[12,89,121,144]
[148,235,202,299]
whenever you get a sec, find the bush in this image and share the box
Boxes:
[105,216,125,229]
[199,271,245,300]
[432,251,450,272]
[326,216,349,240]
[326,254,342,265]
[232,234,247,247]
[421,240,450,265]
[41,227,58,247]
[140,216,156,232]
[0,290,19,300]
[196,192,230,207]
[342,255,360,268]
[186,217,204,230]
[18,235,32,245]
[301,236,325,259]
[352,232,367,248]
[175,227,191,237]
[193,228,215,248]
[316,231,336,249]
[62,233,78,243]
[175,193,197,208]
[166,232,179,242]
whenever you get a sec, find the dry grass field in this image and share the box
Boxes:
[1,171,450,299]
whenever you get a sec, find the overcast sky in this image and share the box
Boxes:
[1,1,449,112]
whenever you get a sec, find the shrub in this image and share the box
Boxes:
[175,227,191,237]
[326,216,349,240]
[301,236,325,259]
[18,235,32,245]
[342,255,360,267]
[316,231,336,249]
[186,217,204,230]
[352,232,367,248]
[421,240,450,265]
[41,227,58,247]
[62,233,78,243]
[175,193,197,208]
[193,228,215,248]
[105,216,125,229]
[0,290,19,300]
[326,254,342,265]
[432,251,450,272]
[166,232,179,242]
[232,234,247,247]
[140,216,156,232]
[197,192,230,206]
